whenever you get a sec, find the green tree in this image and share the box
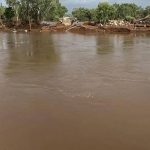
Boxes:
[57,4,68,18]
[41,0,67,21]
[143,6,150,17]
[0,4,5,18]
[4,0,67,24]
[0,4,5,27]
[96,2,115,24]
[90,9,97,22]
[72,8,92,21]
[6,0,20,24]
[114,3,141,20]
[4,7,15,21]
[19,0,67,22]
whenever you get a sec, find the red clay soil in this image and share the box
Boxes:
[68,25,98,33]
[105,27,131,33]
[1,22,150,33]
[41,24,67,32]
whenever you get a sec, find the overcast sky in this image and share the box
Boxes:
[1,0,150,10]
[61,0,150,10]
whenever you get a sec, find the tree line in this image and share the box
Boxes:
[1,1,150,26]
[0,0,67,27]
[72,3,150,23]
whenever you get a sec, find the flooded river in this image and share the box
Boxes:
[0,32,150,150]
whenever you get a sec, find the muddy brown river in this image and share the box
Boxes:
[0,32,150,150]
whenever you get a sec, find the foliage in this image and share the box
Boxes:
[4,7,15,21]
[0,4,5,18]
[4,0,68,23]
[114,3,141,19]
[57,4,68,18]
[96,2,115,24]
[72,8,93,21]
[72,2,149,23]
[43,1,68,21]
[143,6,150,17]
[3,0,150,25]
[90,9,97,22]
[125,16,135,22]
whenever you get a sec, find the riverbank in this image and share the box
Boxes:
[1,23,150,34]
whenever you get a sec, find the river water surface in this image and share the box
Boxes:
[0,32,150,150]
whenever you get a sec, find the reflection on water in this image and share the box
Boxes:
[0,32,150,150]
[97,34,115,54]
[4,33,59,76]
